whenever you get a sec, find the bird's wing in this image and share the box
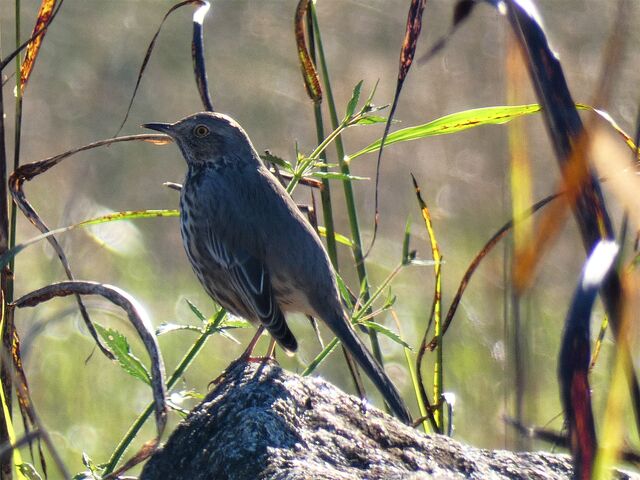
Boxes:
[204,218,297,352]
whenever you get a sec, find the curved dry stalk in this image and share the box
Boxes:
[426,193,559,351]
[11,281,167,430]
[116,0,212,136]
[11,280,168,462]
[366,0,426,257]
[8,133,170,361]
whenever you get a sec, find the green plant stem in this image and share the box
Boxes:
[309,3,383,367]
[433,270,443,430]
[285,123,344,195]
[313,106,339,267]
[307,9,338,269]
[103,309,227,475]
[352,263,403,322]
[303,262,406,378]
[302,336,338,377]
[402,326,436,432]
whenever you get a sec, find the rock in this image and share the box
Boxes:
[140,360,638,480]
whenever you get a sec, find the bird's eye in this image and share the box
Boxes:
[194,124,210,138]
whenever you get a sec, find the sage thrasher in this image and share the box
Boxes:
[144,112,411,424]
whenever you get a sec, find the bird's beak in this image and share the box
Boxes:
[142,122,174,136]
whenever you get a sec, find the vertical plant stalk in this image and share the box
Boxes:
[305,6,338,268]
[309,4,383,367]
[301,2,367,398]
[0,5,19,478]
[0,92,15,480]
[506,31,531,451]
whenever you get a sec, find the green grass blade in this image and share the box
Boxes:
[360,320,410,349]
[185,299,207,323]
[0,209,179,269]
[351,104,544,159]
[309,4,383,368]
[317,226,352,247]
[350,103,637,160]
[302,337,339,376]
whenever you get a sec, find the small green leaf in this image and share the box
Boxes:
[74,453,102,479]
[72,474,97,480]
[311,161,338,168]
[186,299,207,323]
[383,290,397,309]
[335,273,354,310]
[220,318,252,329]
[171,389,205,402]
[261,151,292,171]
[402,217,412,265]
[345,80,364,119]
[317,226,353,247]
[156,323,203,336]
[362,79,380,110]
[360,320,410,349]
[81,453,96,471]
[95,324,151,385]
[302,337,340,376]
[78,209,179,227]
[355,115,388,125]
[311,171,368,181]
[17,464,42,480]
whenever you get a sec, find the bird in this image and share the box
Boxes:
[143,112,412,424]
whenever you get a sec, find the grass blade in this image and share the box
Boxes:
[350,103,637,160]
[0,209,179,270]
[412,174,443,433]
[367,0,426,255]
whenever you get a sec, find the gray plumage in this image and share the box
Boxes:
[144,112,411,424]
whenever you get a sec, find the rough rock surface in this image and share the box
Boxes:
[140,360,637,480]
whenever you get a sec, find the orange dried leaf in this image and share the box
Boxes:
[294,0,322,103]
[20,0,56,94]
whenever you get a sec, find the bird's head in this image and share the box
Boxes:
[143,112,259,168]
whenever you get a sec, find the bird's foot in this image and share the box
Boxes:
[245,355,278,365]
[207,344,278,389]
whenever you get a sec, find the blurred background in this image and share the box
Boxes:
[1,0,639,474]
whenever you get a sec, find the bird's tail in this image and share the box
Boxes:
[267,308,298,353]
[325,308,412,425]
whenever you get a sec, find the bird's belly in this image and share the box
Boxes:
[271,275,315,317]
